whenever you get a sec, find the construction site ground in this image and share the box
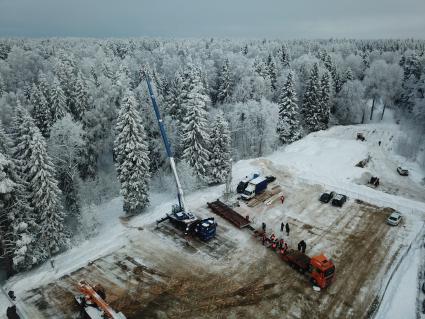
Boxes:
[11,170,422,319]
[5,122,425,319]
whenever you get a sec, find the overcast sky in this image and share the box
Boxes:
[0,0,424,39]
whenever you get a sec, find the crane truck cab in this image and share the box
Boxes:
[309,254,335,289]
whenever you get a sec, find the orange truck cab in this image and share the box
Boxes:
[309,254,335,289]
[280,250,335,289]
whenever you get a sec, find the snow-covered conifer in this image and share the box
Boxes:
[12,108,67,262]
[0,74,5,98]
[29,129,68,258]
[50,77,67,122]
[319,72,332,129]
[266,54,277,90]
[302,63,322,132]
[181,66,211,181]
[166,71,184,121]
[278,45,290,67]
[0,149,35,271]
[216,59,232,104]
[79,109,99,180]
[30,84,52,137]
[71,73,89,121]
[38,72,51,105]
[277,72,302,143]
[114,92,150,215]
[344,68,354,82]
[209,111,231,184]
[1,120,35,271]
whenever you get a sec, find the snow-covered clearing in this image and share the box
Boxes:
[3,121,425,319]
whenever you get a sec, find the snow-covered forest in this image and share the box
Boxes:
[0,38,425,273]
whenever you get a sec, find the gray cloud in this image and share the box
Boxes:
[0,0,424,38]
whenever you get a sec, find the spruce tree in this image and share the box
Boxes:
[0,122,35,271]
[181,66,211,182]
[266,54,277,90]
[50,78,67,122]
[209,111,231,184]
[216,59,232,104]
[320,72,332,130]
[71,73,89,121]
[114,92,150,215]
[344,68,354,82]
[302,63,322,132]
[277,72,302,143]
[13,108,67,262]
[0,74,5,98]
[166,71,184,121]
[38,72,51,105]
[30,84,52,137]
[29,129,68,258]
[400,53,421,112]
[55,60,75,108]
[278,44,290,67]
[79,109,99,180]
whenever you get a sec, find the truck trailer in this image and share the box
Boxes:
[241,176,268,200]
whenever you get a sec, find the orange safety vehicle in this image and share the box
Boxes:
[280,249,335,289]
[75,281,127,319]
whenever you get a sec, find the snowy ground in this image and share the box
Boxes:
[2,120,425,319]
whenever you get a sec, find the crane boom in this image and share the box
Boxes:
[143,67,216,242]
[144,71,187,212]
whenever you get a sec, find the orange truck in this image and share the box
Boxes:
[280,249,335,289]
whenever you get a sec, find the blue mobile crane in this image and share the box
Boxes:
[143,69,216,241]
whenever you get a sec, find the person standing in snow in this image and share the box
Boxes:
[262,222,266,232]
[280,222,284,232]
[6,305,20,319]
[285,223,290,236]
[299,240,306,253]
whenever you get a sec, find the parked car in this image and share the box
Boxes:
[331,194,347,207]
[397,167,409,176]
[319,191,335,203]
[387,211,402,226]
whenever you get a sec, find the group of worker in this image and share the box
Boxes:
[260,221,307,255]
[261,232,289,254]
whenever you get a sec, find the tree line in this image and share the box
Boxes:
[0,37,424,274]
